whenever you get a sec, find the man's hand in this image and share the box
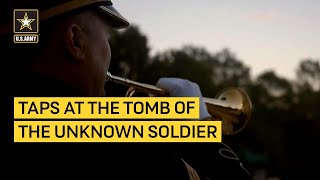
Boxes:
[156,77,211,120]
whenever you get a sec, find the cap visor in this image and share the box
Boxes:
[98,4,129,29]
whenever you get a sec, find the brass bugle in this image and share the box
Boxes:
[106,71,252,135]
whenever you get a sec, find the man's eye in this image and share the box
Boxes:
[106,33,111,40]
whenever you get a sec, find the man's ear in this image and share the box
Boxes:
[64,24,87,62]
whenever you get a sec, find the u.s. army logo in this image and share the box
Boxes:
[13,9,39,43]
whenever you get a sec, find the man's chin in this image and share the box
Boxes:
[99,88,106,97]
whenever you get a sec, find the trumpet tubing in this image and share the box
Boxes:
[106,72,252,135]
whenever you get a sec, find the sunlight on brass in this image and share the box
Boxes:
[106,71,252,135]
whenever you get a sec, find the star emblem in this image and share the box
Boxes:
[17,12,35,31]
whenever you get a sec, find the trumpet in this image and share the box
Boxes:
[106,72,252,135]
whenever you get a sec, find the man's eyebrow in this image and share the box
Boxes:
[105,26,112,33]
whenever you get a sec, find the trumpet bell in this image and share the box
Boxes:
[204,87,252,135]
[106,71,252,135]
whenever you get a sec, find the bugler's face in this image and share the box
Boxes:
[83,14,112,96]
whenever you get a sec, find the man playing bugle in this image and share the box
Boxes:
[0,1,251,179]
